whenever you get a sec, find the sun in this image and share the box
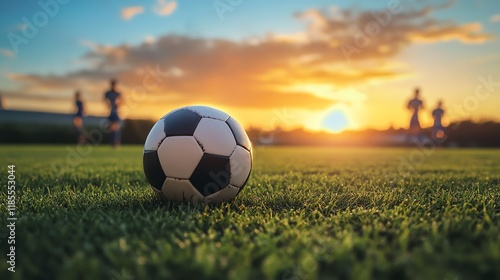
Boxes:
[322,110,349,133]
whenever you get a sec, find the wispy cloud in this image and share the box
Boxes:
[144,36,156,44]
[17,23,27,31]
[2,23,28,33]
[491,13,500,23]
[294,5,492,50]
[0,49,15,58]
[153,0,177,16]
[121,6,144,20]
[408,22,492,44]
[80,40,99,50]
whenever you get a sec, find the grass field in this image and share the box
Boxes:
[1,146,499,280]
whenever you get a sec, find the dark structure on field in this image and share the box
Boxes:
[0,109,154,144]
[0,109,499,147]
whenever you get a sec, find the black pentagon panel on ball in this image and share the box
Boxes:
[189,154,231,197]
[163,108,202,137]
[226,117,251,151]
[143,150,167,190]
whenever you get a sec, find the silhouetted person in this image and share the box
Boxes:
[104,79,122,148]
[407,88,424,143]
[432,100,445,140]
[73,91,85,144]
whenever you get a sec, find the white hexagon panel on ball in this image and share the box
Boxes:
[194,118,236,157]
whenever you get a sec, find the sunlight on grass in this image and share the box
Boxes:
[0,146,499,279]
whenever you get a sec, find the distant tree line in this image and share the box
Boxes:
[1,119,499,147]
[246,120,500,148]
[0,119,156,145]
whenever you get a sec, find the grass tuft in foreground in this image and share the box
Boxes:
[0,146,499,280]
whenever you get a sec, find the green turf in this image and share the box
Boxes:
[0,146,499,280]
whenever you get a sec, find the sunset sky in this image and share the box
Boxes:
[0,0,499,132]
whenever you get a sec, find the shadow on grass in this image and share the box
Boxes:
[94,190,241,214]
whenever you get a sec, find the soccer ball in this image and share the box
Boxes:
[143,106,252,203]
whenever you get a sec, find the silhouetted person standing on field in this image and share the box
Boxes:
[104,79,122,148]
[432,100,445,140]
[73,91,85,144]
[407,88,424,143]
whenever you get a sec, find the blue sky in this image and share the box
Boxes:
[1,0,497,75]
[1,0,499,130]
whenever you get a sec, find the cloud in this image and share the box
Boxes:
[292,4,492,63]
[0,89,73,102]
[9,36,338,110]
[0,48,15,58]
[7,3,493,112]
[17,24,27,31]
[121,6,144,20]
[491,14,500,23]
[144,36,156,44]
[408,21,492,44]
[153,0,177,16]
[80,40,99,50]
